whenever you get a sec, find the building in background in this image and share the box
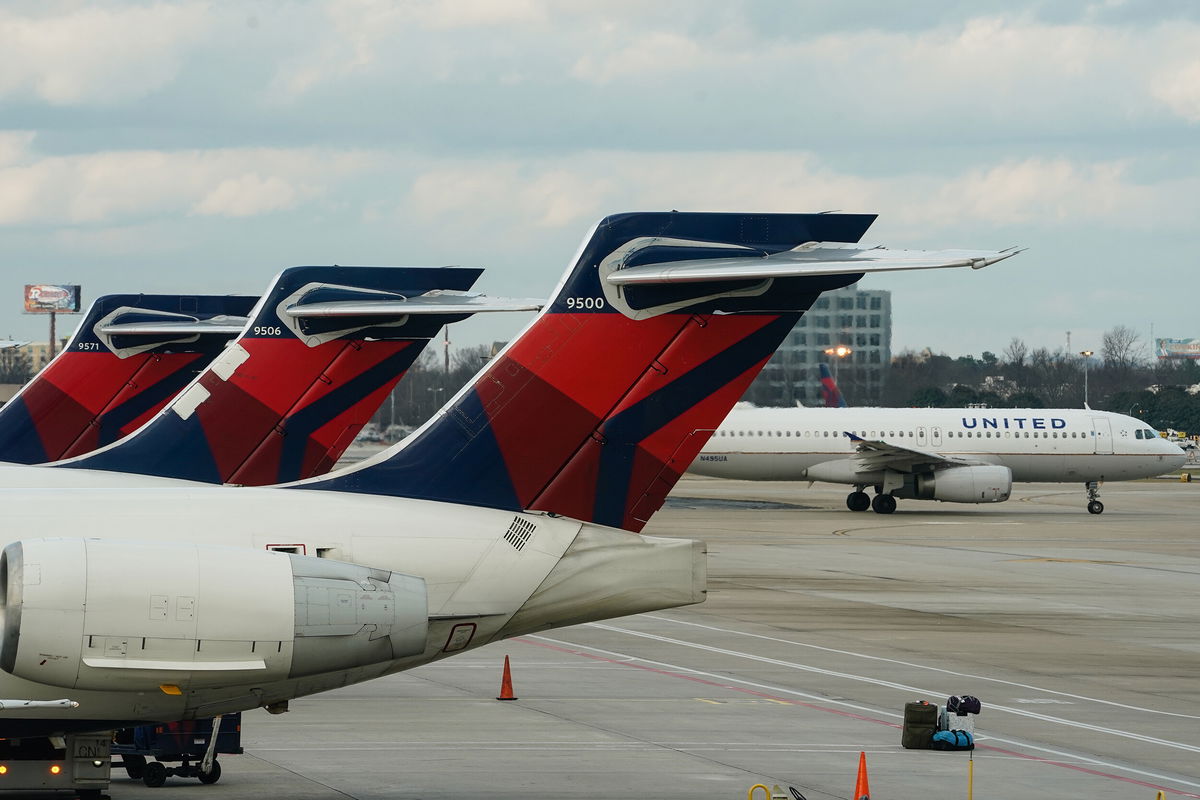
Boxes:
[744,284,892,407]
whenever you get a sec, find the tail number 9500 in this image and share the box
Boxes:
[565,297,605,310]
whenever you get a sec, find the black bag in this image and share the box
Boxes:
[902,701,938,749]
[947,695,981,715]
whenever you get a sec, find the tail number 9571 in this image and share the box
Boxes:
[565,297,605,310]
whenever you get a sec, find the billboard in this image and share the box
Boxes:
[1156,338,1200,359]
[23,284,81,313]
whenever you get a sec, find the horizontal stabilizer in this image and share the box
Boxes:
[97,315,250,336]
[286,292,544,318]
[607,242,1023,285]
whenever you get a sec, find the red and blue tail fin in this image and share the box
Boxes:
[818,362,848,407]
[0,295,255,464]
[56,266,538,485]
[301,212,880,529]
[304,212,1017,532]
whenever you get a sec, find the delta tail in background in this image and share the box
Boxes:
[0,267,542,488]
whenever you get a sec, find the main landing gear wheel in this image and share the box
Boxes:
[1087,500,1104,515]
[143,761,168,788]
[846,491,871,512]
[871,494,897,514]
[123,754,146,780]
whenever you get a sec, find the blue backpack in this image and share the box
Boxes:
[932,730,974,751]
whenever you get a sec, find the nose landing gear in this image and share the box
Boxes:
[1086,481,1104,514]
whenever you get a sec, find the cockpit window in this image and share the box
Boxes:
[1135,429,1143,439]
[1145,429,1157,439]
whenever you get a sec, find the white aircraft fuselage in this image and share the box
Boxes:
[693,406,1186,484]
[0,486,702,735]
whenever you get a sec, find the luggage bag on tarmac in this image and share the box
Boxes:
[901,700,938,749]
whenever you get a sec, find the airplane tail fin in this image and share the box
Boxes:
[302,212,1014,532]
[0,295,256,464]
[818,362,848,408]
[57,267,539,485]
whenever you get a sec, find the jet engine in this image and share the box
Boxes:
[0,539,427,693]
[909,465,1012,503]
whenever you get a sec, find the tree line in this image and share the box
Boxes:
[879,325,1200,433]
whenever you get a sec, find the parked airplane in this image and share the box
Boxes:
[0,211,1015,740]
[691,405,1186,514]
[0,295,256,464]
[0,268,541,487]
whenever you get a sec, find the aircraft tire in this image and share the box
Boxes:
[198,760,221,784]
[123,754,146,780]
[1087,500,1104,515]
[871,494,896,514]
[143,761,168,788]
[846,491,871,512]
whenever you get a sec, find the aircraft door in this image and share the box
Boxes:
[1091,417,1113,454]
[916,426,927,446]
[931,427,942,447]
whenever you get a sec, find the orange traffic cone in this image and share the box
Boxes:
[497,655,517,701]
[853,751,870,800]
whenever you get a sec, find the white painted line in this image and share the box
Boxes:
[531,634,1200,792]
[584,623,1200,755]
[642,614,1200,720]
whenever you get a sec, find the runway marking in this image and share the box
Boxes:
[641,615,1200,721]
[589,621,1200,755]
[1008,557,1126,563]
[526,635,1200,796]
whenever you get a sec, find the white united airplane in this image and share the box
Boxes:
[0,211,1015,752]
[691,404,1186,514]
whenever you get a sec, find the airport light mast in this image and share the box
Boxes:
[1080,349,1094,407]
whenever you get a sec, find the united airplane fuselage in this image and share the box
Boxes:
[693,406,1186,483]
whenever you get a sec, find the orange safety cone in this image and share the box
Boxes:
[497,655,517,701]
[853,751,870,800]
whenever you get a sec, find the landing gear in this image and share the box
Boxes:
[1086,481,1104,515]
[871,493,897,514]
[846,490,871,512]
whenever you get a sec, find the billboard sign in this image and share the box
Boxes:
[1156,338,1200,359]
[23,284,81,313]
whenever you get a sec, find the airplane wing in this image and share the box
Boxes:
[844,432,989,473]
[606,242,1023,285]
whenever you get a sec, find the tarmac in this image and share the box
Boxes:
[37,477,1200,799]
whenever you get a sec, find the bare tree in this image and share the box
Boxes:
[1101,325,1143,370]
[1003,337,1028,366]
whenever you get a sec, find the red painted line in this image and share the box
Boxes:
[519,637,1200,797]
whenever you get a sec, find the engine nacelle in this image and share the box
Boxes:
[0,539,427,693]
[910,465,1012,503]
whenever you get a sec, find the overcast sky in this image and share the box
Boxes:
[3,0,1198,357]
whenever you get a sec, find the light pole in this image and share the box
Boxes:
[823,344,852,382]
[1080,349,1094,407]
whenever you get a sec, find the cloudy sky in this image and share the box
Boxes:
[3,0,1198,357]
